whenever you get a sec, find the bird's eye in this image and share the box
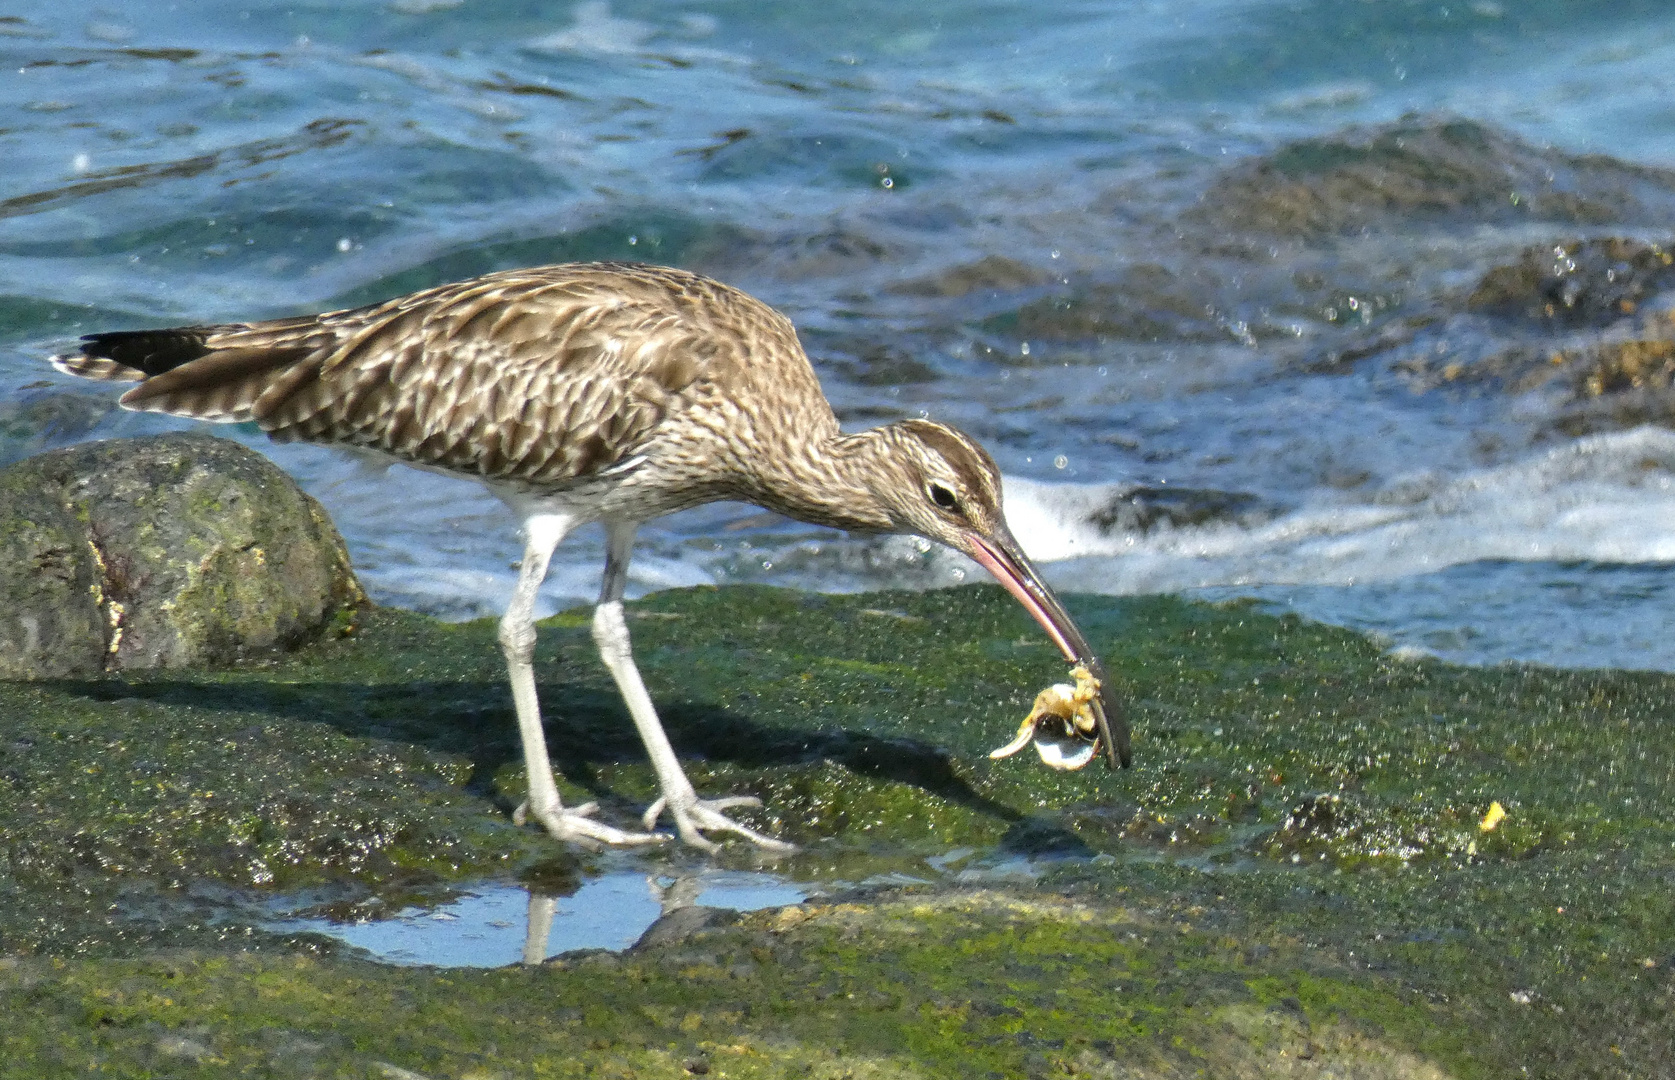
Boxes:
[927,483,959,511]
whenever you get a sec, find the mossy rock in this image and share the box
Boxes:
[1,584,1672,1076]
[0,432,364,678]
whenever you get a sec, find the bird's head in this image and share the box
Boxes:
[866,419,1131,768]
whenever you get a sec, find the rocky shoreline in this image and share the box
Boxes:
[1,554,1669,1076]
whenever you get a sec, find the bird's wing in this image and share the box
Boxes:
[112,268,728,486]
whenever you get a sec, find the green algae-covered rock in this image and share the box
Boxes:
[1,585,1671,1077]
[0,894,1465,1079]
[0,432,363,678]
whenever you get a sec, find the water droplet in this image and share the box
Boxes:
[627,235,638,245]
[880,177,893,189]
[1019,342,1030,356]
[336,237,353,253]
[1050,249,1060,259]
[1053,455,1067,469]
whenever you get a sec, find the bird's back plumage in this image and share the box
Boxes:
[57,262,818,491]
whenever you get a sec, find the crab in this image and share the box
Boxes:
[989,664,1104,771]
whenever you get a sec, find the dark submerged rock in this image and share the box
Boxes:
[0,432,363,678]
[970,115,1675,356]
[982,264,1231,345]
[1194,116,1675,239]
[1387,307,1675,436]
[0,390,115,466]
[886,254,1048,298]
[1548,332,1675,436]
[1085,484,1278,537]
[823,343,941,386]
[1468,237,1675,327]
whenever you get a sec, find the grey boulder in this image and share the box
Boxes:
[0,432,364,678]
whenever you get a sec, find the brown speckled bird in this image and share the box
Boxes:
[52,262,1130,851]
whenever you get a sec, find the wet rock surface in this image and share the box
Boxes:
[886,254,1048,299]
[852,115,1675,465]
[1192,117,1675,239]
[983,265,1234,346]
[0,389,114,466]
[1085,484,1278,536]
[0,585,1670,1076]
[0,432,364,678]
[1468,237,1675,328]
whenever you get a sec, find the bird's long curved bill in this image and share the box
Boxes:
[966,529,1132,769]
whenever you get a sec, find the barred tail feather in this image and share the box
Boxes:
[78,328,221,374]
[54,327,312,424]
[50,352,147,382]
[118,346,311,422]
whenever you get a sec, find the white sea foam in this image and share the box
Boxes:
[1009,427,1675,596]
[525,1,654,56]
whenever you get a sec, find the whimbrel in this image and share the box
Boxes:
[52,262,1130,851]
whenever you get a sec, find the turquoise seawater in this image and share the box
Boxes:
[7,1,1675,669]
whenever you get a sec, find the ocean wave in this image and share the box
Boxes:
[1013,426,1675,594]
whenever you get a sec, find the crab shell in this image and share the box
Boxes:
[989,665,1103,771]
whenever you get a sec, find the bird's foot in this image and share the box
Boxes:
[641,794,797,853]
[514,798,666,849]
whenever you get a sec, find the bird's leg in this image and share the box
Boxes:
[593,521,795,853]
[522,891,557,965]
[501,513,663,848]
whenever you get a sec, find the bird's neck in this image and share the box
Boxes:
[747,424,898,534]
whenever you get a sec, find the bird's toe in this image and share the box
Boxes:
[664,797,796,853]
[522,800,666,848]
[705,795,763,811]
[641,795,669,832]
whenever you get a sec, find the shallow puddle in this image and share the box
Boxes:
[262,848,1108,968]
[270,869,807,968]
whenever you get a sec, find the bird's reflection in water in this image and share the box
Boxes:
[520,870,805,965]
